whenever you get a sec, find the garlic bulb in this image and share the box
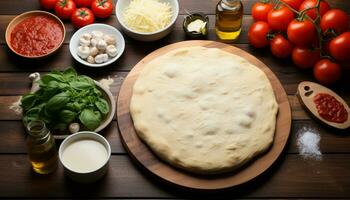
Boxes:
[77,46,90,59]
[106,45,118,57]
[95,54,108,63]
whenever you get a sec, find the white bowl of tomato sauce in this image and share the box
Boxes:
[5,11,65,58]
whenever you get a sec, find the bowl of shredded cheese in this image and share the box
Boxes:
[116,0,179,41]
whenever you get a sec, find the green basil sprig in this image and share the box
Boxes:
[21,68,109,132]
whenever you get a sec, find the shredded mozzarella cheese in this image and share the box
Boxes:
[123,0,173,33]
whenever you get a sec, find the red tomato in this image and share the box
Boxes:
[248,21,270,48]
[39,0,58,10]
[71,7,94,28]
[267,6,294,31]
[321,9,349,34]
[270,34,294,58]
[281,0,304,10]
[287,19,317,46]
[299,0,330,20]
[313,59,341,85]
[55,0,76,19]
[252,1,273,22]
[330,32,350,61]
[292,47,320,69]
[91,0,113,18]
[74,0,93,7]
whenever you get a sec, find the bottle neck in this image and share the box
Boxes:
[222,0,241,6]
[220,0,241,10]
[27,120,50,139]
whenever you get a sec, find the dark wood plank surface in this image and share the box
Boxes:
[0,0,349,199]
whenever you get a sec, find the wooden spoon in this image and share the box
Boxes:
[297,81,350,129]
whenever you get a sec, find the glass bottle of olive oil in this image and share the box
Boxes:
[26,120,58,174]
[215,0,243,41]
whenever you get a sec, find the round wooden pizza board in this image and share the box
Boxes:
[117,40,292,190]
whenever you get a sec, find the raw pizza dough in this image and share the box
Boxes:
[130,47,278,174]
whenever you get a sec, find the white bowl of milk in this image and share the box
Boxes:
[59,131,111,183]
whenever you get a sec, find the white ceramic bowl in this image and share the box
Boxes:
[116,0,179,41]
[59,131,111,183]
[69,24,125,67]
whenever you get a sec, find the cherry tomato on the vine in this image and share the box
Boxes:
[55,0,76,20]
[292,47,320,69]
[91,0,113,18]
[74,0,93,7]
[330,32,350,61]
[267,6,294,31]
[248,21,270,48]
[321,9,349,35]
[313,59,341,85]
[39,0,58,10]
[299,0,331,20]
[71,7,94,28]
[281,0,304,10]
[287,19,317,47]
[270,34,294,58]
[252,1,273,22]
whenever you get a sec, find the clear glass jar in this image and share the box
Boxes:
[26,120,58,174]
[215,0,244,41]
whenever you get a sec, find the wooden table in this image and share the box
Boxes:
[0,0,349,199]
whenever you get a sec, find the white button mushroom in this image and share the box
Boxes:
[81,33,92,40]
[92,30,103,39]
[89,47,99,57]
[103,34,116,45]
[79,37,90,46]
[95,54,109,63]
[106,45,118,57]
[87,56,95,64]
[90,38,99,47]
[96,39,107,51]
[77,46,90,59]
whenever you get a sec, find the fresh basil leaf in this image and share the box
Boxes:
[47,81,60,88]
[23,107,41,124]
[46,92,70,112]
[93,88,102,96]
[21,94,37,111]
[77,76,95,86]
[69,81,93,90]
[59,110,77,124]
[63,68,77,80]
[58,83,70,90]
[79,109,101,131]
[41,73,65,84]
[41,87,60,100]
[95,98,109,115]
[73,102,82,111]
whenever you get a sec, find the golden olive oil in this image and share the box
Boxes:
[26,120,58,174]
[215,0,243,41]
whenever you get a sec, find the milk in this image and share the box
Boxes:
[62,139,108,173]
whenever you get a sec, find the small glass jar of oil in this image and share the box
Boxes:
[26,120,58,174]
[215,0,243,42]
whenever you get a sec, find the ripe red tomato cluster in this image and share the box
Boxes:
[249,0,350,85]
[39,0,114,28]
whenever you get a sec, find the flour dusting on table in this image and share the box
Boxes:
[9,97,22,115]
[99,76,114,90]
[297,128,322,160]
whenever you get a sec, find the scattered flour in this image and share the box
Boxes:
[9,97,22,115]
[297,128,322,161]
[99,76,114,90]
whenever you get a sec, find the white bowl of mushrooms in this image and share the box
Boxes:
[69,23,125,67]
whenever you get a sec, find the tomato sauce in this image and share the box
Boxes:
[313,93,348,123]
[10,16,63,57]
